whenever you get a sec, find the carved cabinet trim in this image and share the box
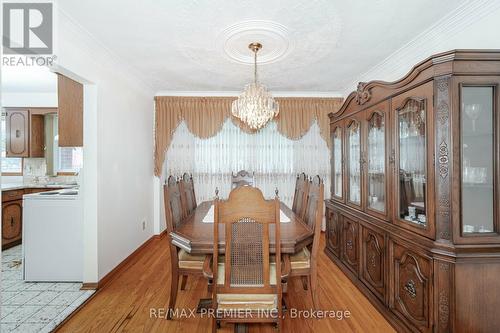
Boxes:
[326,208,341,257]
[391,242,432,332]
[341,216,358,275]
[360,224,386,302]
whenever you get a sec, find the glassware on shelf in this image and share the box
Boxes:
[348,121,361,205]
[461,86,494,234]
[367,112,385,212]
[398,98,427,226]
[464,103,482,132]
[333,127,343,198]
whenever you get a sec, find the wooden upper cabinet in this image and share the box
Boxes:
[57,74,83,147]
[6,109,29,157]
[364,101,391,221]
[29,113,45,157]
[331,122,344,202]
[346,116,363,209]
[392,81,435,240]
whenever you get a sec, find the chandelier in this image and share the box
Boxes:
[231,42,279,130]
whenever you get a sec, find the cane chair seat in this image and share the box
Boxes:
[216,263,277,285]
[289,247,311,270]
[216,294,277,311]
[178,249,205,270]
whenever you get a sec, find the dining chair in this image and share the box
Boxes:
[164,176,209,320]
[291,172,309,220]
[204,186,284,332]
[286,175,323,310]
[231,170,255,189]
[179,172,197,217]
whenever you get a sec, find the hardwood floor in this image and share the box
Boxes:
[56,234,394,333]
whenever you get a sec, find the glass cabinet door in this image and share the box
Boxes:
[347,120,361,206]
[367,112,386,213]
[461,86,495,235]
[332,125,343,201]
[397,98,427,227]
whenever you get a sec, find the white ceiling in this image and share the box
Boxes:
[55,0,466,94]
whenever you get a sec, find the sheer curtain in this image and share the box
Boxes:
[164,119,331,208]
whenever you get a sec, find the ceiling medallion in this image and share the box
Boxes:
[231,42,279,130]
[217,20,293,65]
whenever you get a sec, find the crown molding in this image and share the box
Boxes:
[155,90,343,98]
[342,0,500,96]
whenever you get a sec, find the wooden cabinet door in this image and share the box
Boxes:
[6,109,29,157]
[345,116,363,210]
[363,101,391,221]
[392,81,435,240]
[341,216,358,275]
[326,208,341,257]
[2,200,22,248]
[57,74,83,147]
[29,113,45,157]
[360,224,386,302]
[331,122,345,202]
[390,241,433,332]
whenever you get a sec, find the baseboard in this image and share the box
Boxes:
[80,282,98,290]
[154,228,168,240]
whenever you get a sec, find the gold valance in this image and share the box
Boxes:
[154,96,343,176]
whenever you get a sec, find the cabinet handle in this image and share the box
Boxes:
[10,217,14,227]
[15,129,21,138]
[404,279,417,298]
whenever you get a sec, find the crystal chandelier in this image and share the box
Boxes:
[231,42,279,130]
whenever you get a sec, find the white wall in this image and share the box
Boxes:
[2,92,57,107]
[344,0,500,93]
[55,7,155,281]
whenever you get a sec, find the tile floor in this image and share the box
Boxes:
[1,245,94,333]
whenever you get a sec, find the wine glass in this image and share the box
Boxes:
[464,103,482,132]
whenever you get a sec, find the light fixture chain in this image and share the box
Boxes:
[254,47,258,84]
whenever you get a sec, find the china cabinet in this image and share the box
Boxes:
[325,50,500,333]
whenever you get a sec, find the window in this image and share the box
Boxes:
[55,145,83,174]
[1,114,23,175]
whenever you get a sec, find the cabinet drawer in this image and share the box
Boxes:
[2,190,25,202]
[360,224,386,303]
[390,241,433,333]
[326,208,341,258]
[341,216,359,275]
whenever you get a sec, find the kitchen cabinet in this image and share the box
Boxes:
[57,74,83,147]
[6,109,29,157]
[5,109,47,158]
[2,194,22,250]
[29,114,45,157]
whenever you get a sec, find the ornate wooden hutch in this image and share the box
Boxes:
[325,50,500,333]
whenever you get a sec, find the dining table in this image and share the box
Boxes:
[169,200,314,333]
[170,200,314,255]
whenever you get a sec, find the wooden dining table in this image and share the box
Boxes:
[170,200,314,255]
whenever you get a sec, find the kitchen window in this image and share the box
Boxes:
[55,146,83,174]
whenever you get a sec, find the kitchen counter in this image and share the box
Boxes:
[1,183,78,191]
